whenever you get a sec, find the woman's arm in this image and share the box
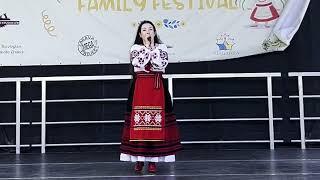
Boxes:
[150,44,168,71]
[130,45,150,69]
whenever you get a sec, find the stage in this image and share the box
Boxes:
[1,147,320,179]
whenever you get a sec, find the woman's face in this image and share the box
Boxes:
[139,23,155,40]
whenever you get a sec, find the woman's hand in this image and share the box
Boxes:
[142,35,155,50]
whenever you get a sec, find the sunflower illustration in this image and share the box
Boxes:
[155,20,163,28]
[180,21,186,27]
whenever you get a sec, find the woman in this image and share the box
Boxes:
[120,20,182,174]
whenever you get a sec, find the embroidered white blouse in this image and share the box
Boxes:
[130,44,169,73]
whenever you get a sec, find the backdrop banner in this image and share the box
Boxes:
[0,0,310,66]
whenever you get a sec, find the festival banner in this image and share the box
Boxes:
[0,0,310,66]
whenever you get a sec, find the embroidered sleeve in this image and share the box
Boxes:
[130,45,150,68]
[150,44,168,71]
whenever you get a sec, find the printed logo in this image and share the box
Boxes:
[215,33,239,56]
[0,13,19,28]
[78,35,99,56]
[216,33,235,50]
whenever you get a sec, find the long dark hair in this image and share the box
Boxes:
[133,20,162,45]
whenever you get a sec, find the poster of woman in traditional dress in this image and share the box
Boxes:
[241,0,287,28]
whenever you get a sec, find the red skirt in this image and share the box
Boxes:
[250,3,279,22]
[120,73,182,157]
[129,73,165,141]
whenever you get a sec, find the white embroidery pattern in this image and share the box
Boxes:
[154,113,162,123]
[133,109,163,127]
[144,113,152,123]
[134,113,140,123]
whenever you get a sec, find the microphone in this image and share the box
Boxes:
[147,36,153,50]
